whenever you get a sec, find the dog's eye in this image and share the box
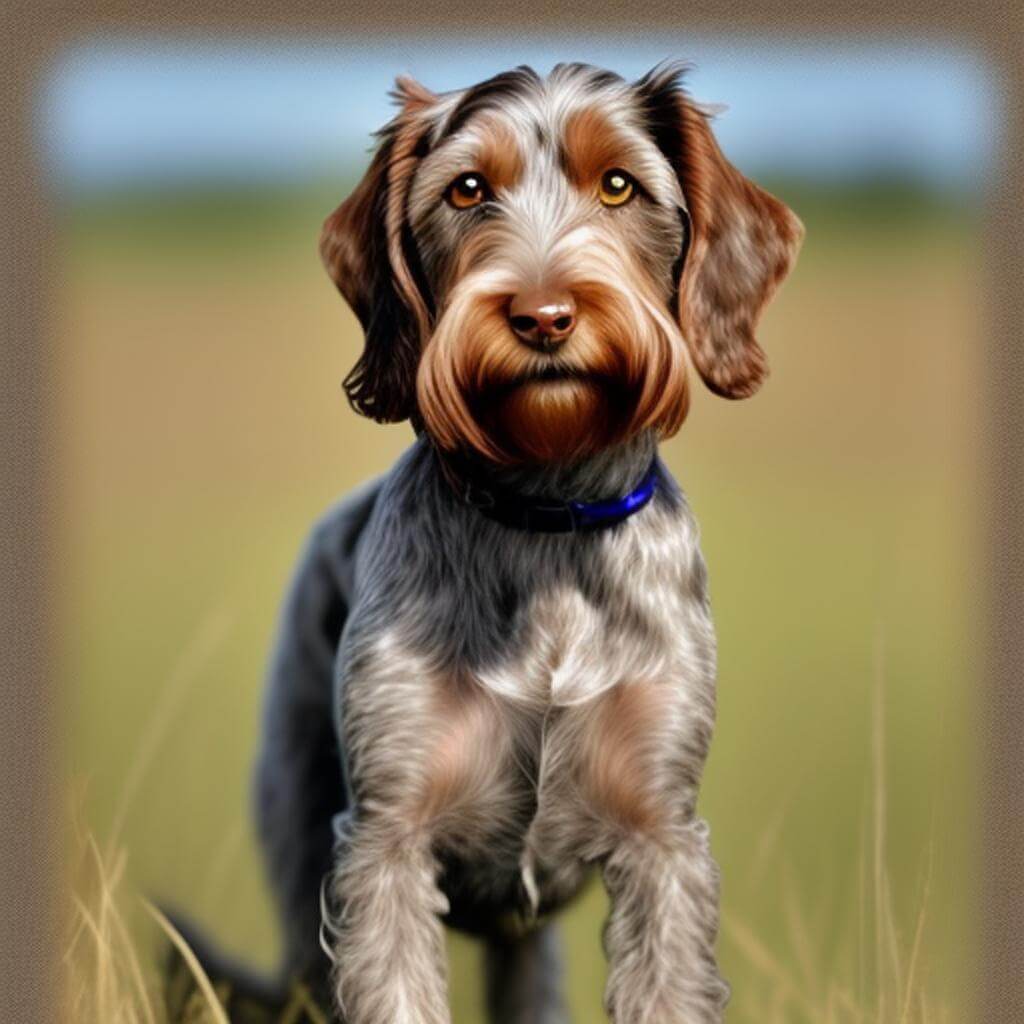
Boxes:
[446,172,491,210]
[598,169,636,207]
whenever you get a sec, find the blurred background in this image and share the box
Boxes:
[46,34,997,1022]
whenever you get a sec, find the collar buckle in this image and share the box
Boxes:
[524,502,577,534]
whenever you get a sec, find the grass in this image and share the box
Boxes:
[716,630,950,1024]
[63,615,954,1022]
[56,178,980,1019]
[63,614,236,1024]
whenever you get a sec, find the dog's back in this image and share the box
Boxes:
[253,476,383,996]
[163,477,383,1017]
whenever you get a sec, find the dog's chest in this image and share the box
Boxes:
[430,517,717,920]
[468,515,708,707]
[476,581,657,705]
[342,495,717,921]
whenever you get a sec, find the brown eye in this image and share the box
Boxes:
[446,172,490,210]
[598,169,636,207]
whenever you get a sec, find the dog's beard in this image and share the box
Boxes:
[416,251,690,466]
[490,374,617,463]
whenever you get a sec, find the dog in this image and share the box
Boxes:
[210,61,803,1024]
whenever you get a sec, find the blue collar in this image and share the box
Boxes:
[460,462,659,533]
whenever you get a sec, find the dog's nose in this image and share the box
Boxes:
[508,292,577,352]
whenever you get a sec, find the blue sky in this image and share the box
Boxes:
[40,34,1001,191]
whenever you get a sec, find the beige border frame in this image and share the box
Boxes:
[1,5,1020,1021]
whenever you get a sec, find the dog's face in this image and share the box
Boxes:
[321,63,803,465]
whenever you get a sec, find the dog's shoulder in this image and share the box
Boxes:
[301,471,389,600]
[302,439,440,596]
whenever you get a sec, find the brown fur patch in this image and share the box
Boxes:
[474,117,524,193]
[671,97,804,400]
[416,675,504,825]
[416,287,512,462]
[319,79,438,423]
[384,114,434,342]
[581,682,673,836]
[392,74,438,113]
[562,107,634,190]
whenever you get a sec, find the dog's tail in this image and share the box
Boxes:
[161,909,331,1023]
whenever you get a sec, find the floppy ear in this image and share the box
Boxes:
[320,77,437,422]
[637,67,804,399]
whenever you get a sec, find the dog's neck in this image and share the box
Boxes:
[445,430,659,503]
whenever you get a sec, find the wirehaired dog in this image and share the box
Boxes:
[252,62,802,1024]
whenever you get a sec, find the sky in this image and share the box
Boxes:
[40,34,1001,192]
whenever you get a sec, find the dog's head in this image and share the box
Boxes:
[321,63,803,465]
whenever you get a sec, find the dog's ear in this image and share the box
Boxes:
[320,77,438,422]
[637,66,804,400]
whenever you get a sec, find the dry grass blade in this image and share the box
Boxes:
[858,789,868,1018]
[873,620,888,1020]
[784,884,818,994]
[146,902,230,1024]
[65,828,162,1024]
[723,910,818,1021]
[746,801,788,889]
[281,983,331,1024]
[899,833,935,1024]
[871,619,912,1015]
[107,882,159,1024]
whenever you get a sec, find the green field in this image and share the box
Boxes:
[58,180,981,1021]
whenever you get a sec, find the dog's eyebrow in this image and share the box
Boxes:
[439,65,541,142]
[560,106,637,188]
[474,118,524,190]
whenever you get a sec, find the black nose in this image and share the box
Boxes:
[508,291,577,352]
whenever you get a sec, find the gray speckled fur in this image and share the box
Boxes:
[256,431,727,1022]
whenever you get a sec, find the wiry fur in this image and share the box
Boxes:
[248,61,804,1023]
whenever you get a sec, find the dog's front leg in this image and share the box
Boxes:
[326,648,457,1024]
[329,821,450,1024]
[576,680,730,1023]
[327,646,515,1024]
[602,822,729,1023]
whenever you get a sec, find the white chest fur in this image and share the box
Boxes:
[474,508,715,708]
